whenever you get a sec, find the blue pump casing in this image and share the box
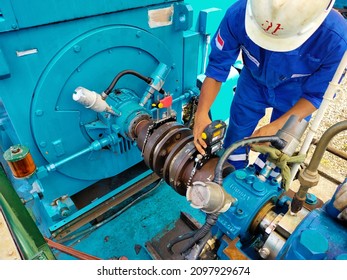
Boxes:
[216,165,283,240]
[277,207,347,260]
[214,166,347,260]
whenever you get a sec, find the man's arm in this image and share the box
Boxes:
[251,98,316,137]
[193,77,222,154]
[192,2,244,153]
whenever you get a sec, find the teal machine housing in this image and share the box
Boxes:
[0,0,192,227]
[0,0,239,258]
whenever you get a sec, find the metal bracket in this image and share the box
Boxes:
[173,3,193,31]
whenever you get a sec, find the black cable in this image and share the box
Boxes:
[167,230,197,254]
[214,136,286,185]
[179,213,219,256]
[188,231,212,260]
[103,70,153,96]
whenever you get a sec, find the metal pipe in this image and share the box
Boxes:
[289,50,347,183]
[44,237,101,260]
[202,35,211,74]
[41,134,117,175]
[306,120,347,173]
[311,138,347,161]
[291,120,347,213]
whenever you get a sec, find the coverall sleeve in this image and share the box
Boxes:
[301,41,347,108]
[205,5,242,82]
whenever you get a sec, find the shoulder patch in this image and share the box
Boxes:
[216,29,225,50]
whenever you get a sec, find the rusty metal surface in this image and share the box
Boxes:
[152,126,191,176]
[44,237,101,260]
[169,141,196,194]
[135,120,151,151]
[249,202,275,234]
[222,236,249,260]
[143,122,182,169]
[285,189,324,210]
[162,135,193,179]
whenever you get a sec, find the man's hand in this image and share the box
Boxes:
[193,113,211,155]
[334,183,347,221]
[249,121,282,149]
[251,121,282,138]
[192,77,221,155]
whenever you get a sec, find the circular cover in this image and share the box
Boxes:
[31,25,178,180]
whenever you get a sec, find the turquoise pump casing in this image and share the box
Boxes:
[216,166,283,241]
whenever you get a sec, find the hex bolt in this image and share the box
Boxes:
[259,247,270,259]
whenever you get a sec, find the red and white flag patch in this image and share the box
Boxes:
[216,29,224,50]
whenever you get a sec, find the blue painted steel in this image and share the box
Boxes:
[55,181,205,260]
[89,90,151,141]
[1,0,344,262]
[335,0,347,8]
[214,168,347,260]
[49,169,154,234]
[305,193,318,205]
[216,166,283,240]
[277,207,347,260]
[199,8,224,36]
[0,0,180,32]
[0,0,240,259]
[0,50,10,79]
[173,3,194,31]
[0,0,204,232]
[189,0,239,123]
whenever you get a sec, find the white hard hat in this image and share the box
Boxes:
[245,0,335,52]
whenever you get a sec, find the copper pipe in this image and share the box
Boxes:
[44,237,101,260]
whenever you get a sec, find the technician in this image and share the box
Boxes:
[193,0,347,173]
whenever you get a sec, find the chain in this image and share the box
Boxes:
[187,154,203,187]
[141,124,153,157]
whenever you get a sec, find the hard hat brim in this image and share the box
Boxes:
[245,1,332,52]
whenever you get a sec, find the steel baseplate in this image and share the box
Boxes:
[146,211,218,260]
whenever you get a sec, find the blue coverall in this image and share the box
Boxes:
[205,0,347,170]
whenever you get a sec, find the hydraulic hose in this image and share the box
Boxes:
[180,213,219,257]
[103,70,153,97]
[185,231,212,260]
[214,136,286,185]
[291,120,347,213]
[167,231,197,254]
